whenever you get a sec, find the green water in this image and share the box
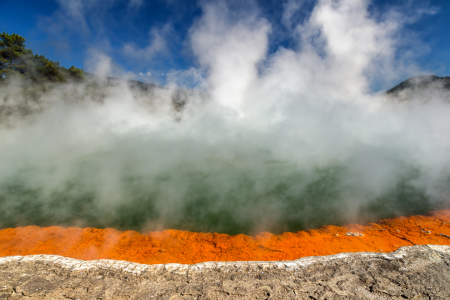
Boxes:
[0,159,443,235]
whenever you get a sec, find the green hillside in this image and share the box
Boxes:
[0,32,84,83]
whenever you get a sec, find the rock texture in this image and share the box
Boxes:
[1,245,450,299]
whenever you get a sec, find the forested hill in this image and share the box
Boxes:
[0,32,84,83]
[0,32,162,93]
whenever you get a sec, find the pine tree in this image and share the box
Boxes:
[0,32,32,78]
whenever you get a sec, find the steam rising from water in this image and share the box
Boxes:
[1,0,449,234]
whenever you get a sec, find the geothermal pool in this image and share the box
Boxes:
[2,76,450,264]
[2,0,450,265]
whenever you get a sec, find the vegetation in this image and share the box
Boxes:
[0,32,84,82]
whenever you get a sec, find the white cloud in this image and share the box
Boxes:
[282,0,304,29]
[123,24,172,63]
[42,0,119,35]
[138,71,152,77]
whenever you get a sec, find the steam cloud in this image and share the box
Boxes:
[1,0,449,235]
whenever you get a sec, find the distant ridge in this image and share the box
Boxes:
[386,75,450,95]
[84,72,159,91]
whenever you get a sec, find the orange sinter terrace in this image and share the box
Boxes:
[1,210,450,265]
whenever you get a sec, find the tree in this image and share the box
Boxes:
[0,32,32,78]
[0,32,85,82]
[27,55,66,82]
[65,65,85,81]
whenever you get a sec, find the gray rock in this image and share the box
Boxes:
[1,245,450,299]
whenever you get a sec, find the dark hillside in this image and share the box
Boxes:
[386,75,450,95]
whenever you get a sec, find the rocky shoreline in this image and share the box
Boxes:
[1,244,449,299]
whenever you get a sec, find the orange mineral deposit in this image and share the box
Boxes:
[1,210,450,265]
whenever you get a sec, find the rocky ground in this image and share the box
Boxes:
[1,245,450,299]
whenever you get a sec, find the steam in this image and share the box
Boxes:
[1,0,449,235]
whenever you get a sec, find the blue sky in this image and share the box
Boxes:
[1,0,449,88]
